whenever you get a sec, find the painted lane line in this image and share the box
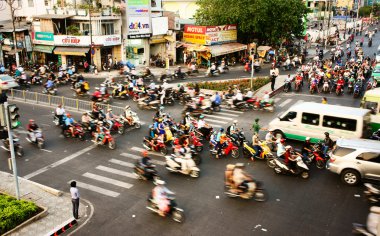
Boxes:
[95,165,137,179]
[278,98,292,108]
[217,112,239,117]
[24,145,96,179]
[207,123,222,128]
[203,114,234,120]
[118,153,165,165]
[120,152,140,160]
[131,146,164,157]
[41,149,53,153]
[109,158,135,168]
[82,172,133,189]
[69,180,120,197]
[219,109,244,114]
[204,118,228,124]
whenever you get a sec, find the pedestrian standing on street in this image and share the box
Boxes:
[70,181,80,219]
[251,118,261,134]
[269,65,279,91]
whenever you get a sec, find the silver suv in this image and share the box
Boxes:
[327,139,380,185]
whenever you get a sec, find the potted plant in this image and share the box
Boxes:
[112,6,121,15]
[102,7,111,16]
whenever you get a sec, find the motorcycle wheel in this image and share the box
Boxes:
[301,171,309,179]
[254,189,267,202]
[172,209,185,223]
[118,126,125,135]
[274,167,282,174]
[193,156,201,165]
[196,145,203,152]
[190,170,200,178]
[134,123,141,129]
[16,146,24,157]
[316,160,325,169]
[231,149,240,159]
[78,134,85,141]
[63,130,71,138]
[37,141,44,149]
[108,140,116,150]
[138,103,145,110]
[214,106,221,112]
[266,158,276,168]
[160,147,168,155]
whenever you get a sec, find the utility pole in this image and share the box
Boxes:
[325,0,332,49]
[3,0,21,67]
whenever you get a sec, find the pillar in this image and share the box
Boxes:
[93,46,102,70]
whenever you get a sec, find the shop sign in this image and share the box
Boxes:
[127,0,152,39]
[128,17,152,38]
[54,35,90,46]
[34,32,54,45]
[184,25,206,35]
[183,33,208,45]
[93,35,122,46]
[152,17,168,36]
[183,24,237,45]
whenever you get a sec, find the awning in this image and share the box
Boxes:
[257,46,272,51]
[2,45,23,54]
[54,47,89,56]
[164,36,175,42]
[209,43,247,57]
[150,38,166,44]
[33,14,75,19]
[33,45,55,53]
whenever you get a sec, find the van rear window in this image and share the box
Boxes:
[322,116,357,131]
[333,147,355,157]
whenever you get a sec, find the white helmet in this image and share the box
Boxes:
[305,137,310,141]
[285,145,292,150]
[156,179,166,185]
[233,120,237,124]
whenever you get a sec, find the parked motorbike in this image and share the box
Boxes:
[165,154,200,178]
[225,180,267,201]
[273,155,309,179]
[26,129,45,149]
[146,193,185,223]
[143,137,168,155]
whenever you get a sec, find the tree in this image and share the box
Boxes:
[194,0,309,45]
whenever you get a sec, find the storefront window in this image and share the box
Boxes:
[102,23,114,35]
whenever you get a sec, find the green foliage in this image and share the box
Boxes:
[187,77,270,91]
[0,194,40,234]
[194,0,309,44]
[66,25,81,36]
[360,6,372,17]
[112,6,121,14]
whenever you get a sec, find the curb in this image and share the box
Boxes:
[21,177,63,197]
[46,218,78,236]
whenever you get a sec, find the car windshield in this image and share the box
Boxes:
[374,67,380,73]
[333,146,356,157]
[0,76,14,81]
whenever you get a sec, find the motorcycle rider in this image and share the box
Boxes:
[183,112,194,126]
[64,113,76,137]
[284,74,293,91]
[93,121,106,144]
[92,87,102,101]
[27,119,39,142]
[152,179,174,216]
[225,164,237,192]
[265,129,276,151]
[284,145,297,173]
[122,105,134,126]
[227,120,239,138]
[233,90,243,107]
[44,78,55,92]
[143,67,152,79]
[81,112,93,131]
[210,92,222,109]
[251,132,263,160]
[210,63,217,75]
[323,132,334,157]
[232,163,256,197]
[55,104,65,125]
[197,115,211,138]
[301,137,312,162]
[105,108,119,129]
[140,150,154,178]
[276,138,286,158]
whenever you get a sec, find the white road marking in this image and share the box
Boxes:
[82,172,133,189]
[204,118,227,124]
[119,152,165,165]
[278,98,292,107]
[218,111,239,117]
[41,149,53,153]
[131,146,164,157]
[95,165,137,179]
[203,114,234,120]
[294,100,304,105]
[109,158,135,168]
[219,109,244,114]
[206,123,222,128]
[274,98,281,103]
[24,145,96,179]
[114,102,123,105]
[70,180,120,197]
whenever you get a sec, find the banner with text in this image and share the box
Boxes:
[183,24,237,45]
[127,0,152,39]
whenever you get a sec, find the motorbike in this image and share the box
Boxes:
[92,94,112,104]
[63,124,85,141]
[294,80,302,92]
[370,129,380,140]
[42,87,58,95]
[353,83,362,98]
[242,140,274,162]
[26,129,45,149]
[227,130,246,147]
[137,97,160,110]
[336,83,344,96]
[143,137,168,155]
[210,139,240,158]
[146,193,185,223]
[283,81,291,93]
[253,99,275,112]
[352,206,380,236]
[273,155,310,179]
[94,130,116,149]
[303,142,329,169]
[162,93,175,106]
[364,183,380,205]
[322,81,330,93]
[206,68,220,77]
[1,135,24,157]
[120,112,141,129]
[173,71,188,80]
[134,161,160,183]
[309,83,318,94]
[224,180,267,201]
[105,119,125,135]
[227,99,249,111]
[347,81,354,94]
[112,86,129,100]
[165,154,200,178]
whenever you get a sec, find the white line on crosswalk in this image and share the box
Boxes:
[219,109,244,114]
[96,165,137,179]
[206,123,222,128]
[204,114,234,120]
[274,98,281,103]
[120,152,140,159]
[83,172,133,189]
[294,100,304,105]
[204,118,227,124]
[109,158,135,168]
[279,98,292,107]
[71,180,120,197]
[131,146,164,157]
[218,111,239,117]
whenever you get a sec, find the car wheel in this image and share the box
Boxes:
[341,169,361,185]
[273,130,285,140]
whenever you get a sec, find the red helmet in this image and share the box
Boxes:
[141,150,148,157]
[280,138,286,144]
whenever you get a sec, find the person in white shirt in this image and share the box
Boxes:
[55,104,65,125]
[233,90,243,107]
[198,115,211,137]
[70,181,80,219]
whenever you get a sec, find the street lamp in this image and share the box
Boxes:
[86,0,94,67]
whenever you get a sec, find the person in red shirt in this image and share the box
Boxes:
[92,87,102,101]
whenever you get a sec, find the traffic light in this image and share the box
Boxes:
[7,104,20,129]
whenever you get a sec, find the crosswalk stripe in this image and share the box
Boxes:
[71,180,120,197]
[204,118,228,124]
[294,100,304,105]
[109,158,135,168]
[83,172,133,189]
[120,152,140,159]
[279,98,292,107]
[204,114,234,120]
[219,109,244,114]
[119,153,166,166]
[131,146,164,157]
[96,165,137,179]
[274,98,281,103]
[218,111,239,117]
[206,123,222,128]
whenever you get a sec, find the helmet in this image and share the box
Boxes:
[107,108,112,112]
[186,112,190,116]
[158,118,163,122]
[233,120,237,124]
[324,132,329,136]
[95,87,100,90]
[156,179,166,185]
[226,164,235,171]
[142,150,148,157]
[268,129,274,132]
[98,121,103,125]
[305,137,311,141]
[199,93,205,97]
[280,138,285,144]
[199,115,204,119]
[125,105,130,109]
[235,163,245,168]
[66,113,71,117]
[220,128,224,132]
[100,83,105,87]
[29,119,34,123]
[285,145,292,150]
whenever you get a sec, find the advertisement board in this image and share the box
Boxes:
[54,35,122,46]
[152,17,168,36]
[183,33,208,45]
[33,32,55,45]
[183,24,237,45]
[127,0,151,39]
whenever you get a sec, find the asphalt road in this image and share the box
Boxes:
[1,27,379,236]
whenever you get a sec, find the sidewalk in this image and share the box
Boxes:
[0,171,92,236]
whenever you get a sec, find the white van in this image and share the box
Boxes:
[376,45,380,63]
[268,102,372,142]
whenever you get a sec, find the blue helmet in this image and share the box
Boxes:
[220,128,224,132]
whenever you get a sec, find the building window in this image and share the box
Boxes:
[28,0,34,7]
[44,0,48,6]
[83,23,90,35]
[102,23,114,35]
[322,116,357,131]
[301,113,320,126]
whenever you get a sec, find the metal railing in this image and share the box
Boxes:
[8,89,125,115]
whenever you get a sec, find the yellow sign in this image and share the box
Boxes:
[183,33,208,45]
